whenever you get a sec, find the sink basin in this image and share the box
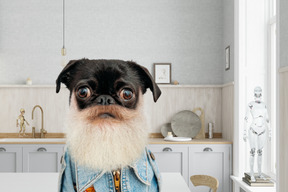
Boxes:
[0,138,66,143]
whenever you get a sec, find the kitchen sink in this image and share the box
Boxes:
[0,138,66,142]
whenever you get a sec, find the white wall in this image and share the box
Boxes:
[279,0,288,191]
[0,0,226,85]
[278,70,288,192]
[280,0,288,67]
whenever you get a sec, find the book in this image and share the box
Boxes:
[244,177,271,183]
[244,172,271,181]
[242,177,274,187]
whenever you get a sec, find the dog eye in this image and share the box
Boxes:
[120,89,134,101]
[77,87,91,98]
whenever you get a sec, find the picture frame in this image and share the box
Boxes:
[154,63,171,84]
[225,46,230,71]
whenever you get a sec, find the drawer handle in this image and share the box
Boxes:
[0,147,6,152]
[163,147,172,152]
[37,147,47,152]
[203,147,213,152]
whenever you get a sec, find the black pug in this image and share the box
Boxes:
[56,59,162,192]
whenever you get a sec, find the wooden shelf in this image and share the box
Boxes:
[0,82,234,88]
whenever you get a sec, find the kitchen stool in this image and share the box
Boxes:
[190,175,219,192]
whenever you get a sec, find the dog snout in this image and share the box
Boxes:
[96,95,115,105]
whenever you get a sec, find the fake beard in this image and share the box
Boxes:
[65,94,148,172]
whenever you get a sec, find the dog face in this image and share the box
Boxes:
[56,59,161,110]
[55,59,161,171]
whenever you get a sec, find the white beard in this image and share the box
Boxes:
[65,93,148,172]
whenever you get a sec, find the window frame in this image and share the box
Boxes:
[266,0,277,180]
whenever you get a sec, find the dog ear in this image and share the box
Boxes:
[56,60,79,93]
[128,61,161,102]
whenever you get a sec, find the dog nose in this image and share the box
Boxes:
[96,95,115,105]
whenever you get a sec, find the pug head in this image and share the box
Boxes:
[56,59,161,171]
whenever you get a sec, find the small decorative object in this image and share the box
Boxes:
[171,110,201,138]
[173,80,179,85]
[26,77,32,85]
[160,123,173,137]
[208,122,214,139]
[225,46,230,71]
[154,63,171,84]
[16,108,29,137]
[166,132,173,139]
[243,86,272,183]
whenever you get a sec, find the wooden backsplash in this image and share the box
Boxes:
[0,84,233,135]
[143,85,222,133]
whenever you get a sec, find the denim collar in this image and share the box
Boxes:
[129,148,154,186]
[76,164,105,192]
[76,149,153,191]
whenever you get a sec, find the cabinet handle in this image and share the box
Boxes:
[37,147,47,152]
[0,147,6,152]
[163,147,173,152]
[203,147,213,152]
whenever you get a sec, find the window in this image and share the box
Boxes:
[237,0,276,180]
[267,0,277,178]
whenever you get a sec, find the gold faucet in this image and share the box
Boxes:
[32,105,47,138]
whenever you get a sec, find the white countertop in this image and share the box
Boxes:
[0,172,190,192]
[0,137,232,144]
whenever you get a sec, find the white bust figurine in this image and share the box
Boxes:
[243,86,271,182]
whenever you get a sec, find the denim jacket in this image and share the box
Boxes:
[59,147,161,192]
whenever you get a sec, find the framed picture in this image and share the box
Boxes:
[225,46,230,71]
[154,63,171,84]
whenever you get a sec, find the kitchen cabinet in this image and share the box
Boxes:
[148,142,232,192]
[0,141,232,191]
[0,145,22,172]
[147,145,189,184]
[23,145,64,172]
[0,144,64,173]
[189,144,232,192]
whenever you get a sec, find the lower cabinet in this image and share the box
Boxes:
[0,144,65,173]
[189,144,232,192]
[23,145,64,172]
[0,145,22,172]
[147,145,189,184]
[1,142,232,192]
[148,143,232,192]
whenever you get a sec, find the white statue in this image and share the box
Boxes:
[243,86,271,181]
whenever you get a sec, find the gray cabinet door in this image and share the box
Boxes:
[147,145,189,184]
[23,145,64,172]
[0,145,22,172]
[189,144,232,192]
